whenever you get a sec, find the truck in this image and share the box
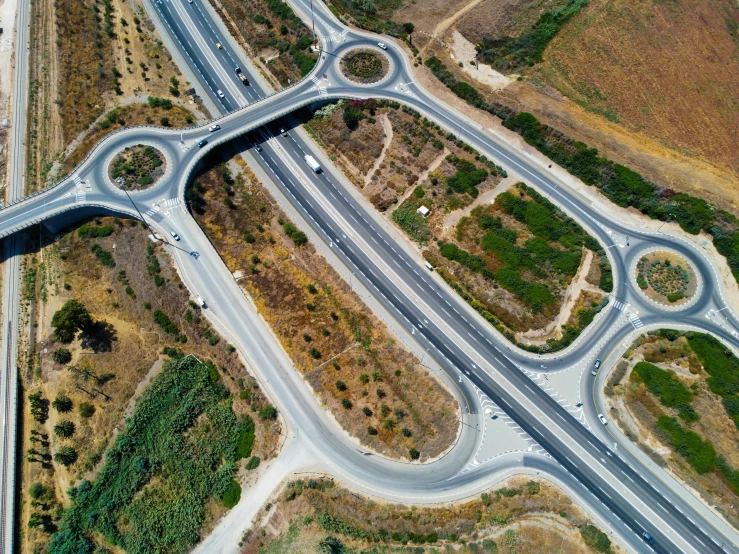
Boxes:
[304,155,321,173]
[235,67,249,85]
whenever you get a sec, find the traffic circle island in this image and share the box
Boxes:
[340,48,390,85]
[108,144,167,191]
[635,249,698,306]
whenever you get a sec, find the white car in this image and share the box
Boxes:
[280,128,287,137]
[209,124,220,132]
[217,89,225,98]
[598,414,607,426]
[170,231,181,241]
[378,42,387,50]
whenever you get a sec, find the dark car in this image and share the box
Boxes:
[198,139,208,148]
[642,532,654,545]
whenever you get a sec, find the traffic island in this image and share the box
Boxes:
[635,250,697,305]
[108,144,167,190]
[340,48,390,84]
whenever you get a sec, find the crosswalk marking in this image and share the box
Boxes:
[164,198,180,207]
[73,175,86,203]
[325,29,348,43]
[612,299,626,311]
[629,313,643,329]
[311,77,327,96]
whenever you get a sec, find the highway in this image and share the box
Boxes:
[1,0,739,552]
[0,0,30,551]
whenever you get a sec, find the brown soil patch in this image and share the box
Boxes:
[457,0,570,44]
[191,151,459,461]
[415,33,739,220]
[243,476,623,554]
[20,219,279,553]
[636,251,697,306]
[606,333,739,530]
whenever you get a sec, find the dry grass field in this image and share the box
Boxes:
[20,219,279,553]
[538,0,739,177]
[191,150,459,461]
[243,476,620,554]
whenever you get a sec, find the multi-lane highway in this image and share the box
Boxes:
[2,0,739,552]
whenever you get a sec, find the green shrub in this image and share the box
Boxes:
[79,403,96,418]
[579,523,612,553]
[632,362,693,409]
[236,416,255,459]
[259,404,277,420]
[77,224,114,239]
[91,244,115,267]
[221,480,241,508]
[152,310,178,335]
[655,416,716,474]
[46,356,242,553]
[53,349,72,364]
[282,220,308,246]
[392,200,431,243]
[245,456,261,470]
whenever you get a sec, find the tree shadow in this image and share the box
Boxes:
[80,320,118,352]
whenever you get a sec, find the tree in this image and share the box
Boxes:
[342,107,361,130]
[51,300,92,343]
[409,448,420,460]
[52,395,73,413]
[54,420,76,439]
[79,402,96,418]
[402,22,415,35]
[318,536,346,554]
[335,380,347,391]
[52,348,72,364]
[29,482,47,500]
[54,446,78,467]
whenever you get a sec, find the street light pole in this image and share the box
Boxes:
[310,0,316,50]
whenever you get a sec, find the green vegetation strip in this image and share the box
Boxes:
[48,356,248,554]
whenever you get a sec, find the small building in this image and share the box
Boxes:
[417,205,430,218]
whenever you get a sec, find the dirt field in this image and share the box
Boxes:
[606,331,739,531]
[306,103,610,351]
[457,0,570,44]
[243,476,622,554]
[25,0,201,193]
[20,219,279,553]
[191,149,460,461]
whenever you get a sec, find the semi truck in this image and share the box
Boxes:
[235,67,249,85]
[305,155,321,173]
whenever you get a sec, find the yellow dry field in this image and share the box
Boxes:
[608,334,739,530]
[538,0,739,181]
[21,220,279,553]
[242,476,621,554]
[192,153,460,461]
